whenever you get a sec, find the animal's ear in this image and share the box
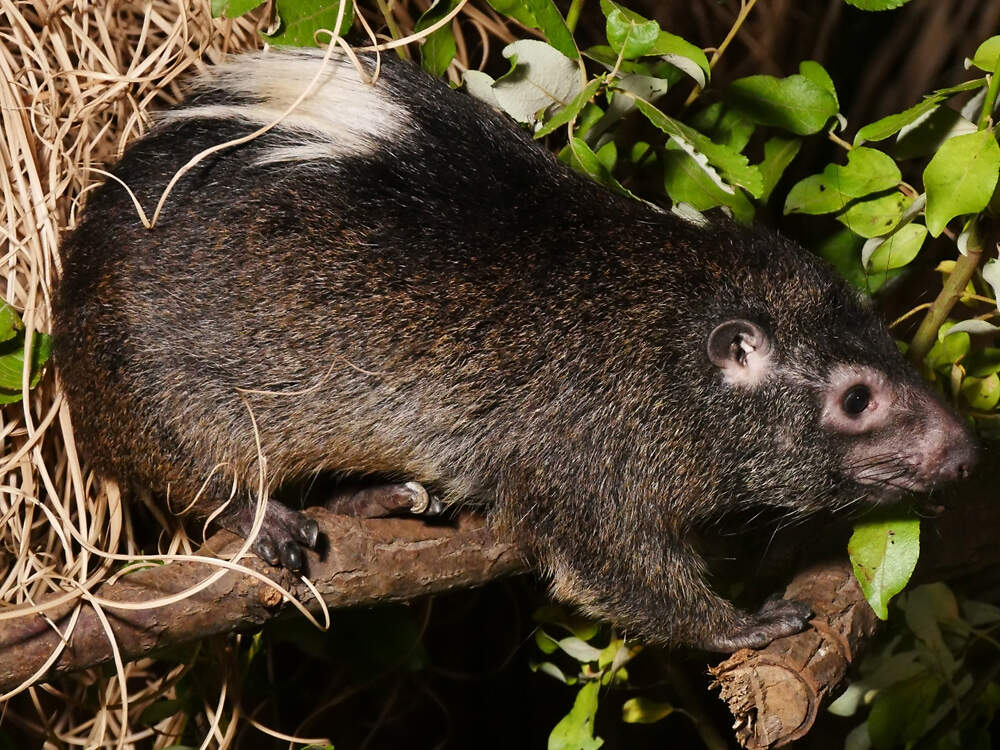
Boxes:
[707,319,772,385]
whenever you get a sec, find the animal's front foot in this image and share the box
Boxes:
[221,501,319,572]
[704,598,813,652]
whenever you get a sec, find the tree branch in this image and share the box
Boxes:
[0,511,529,694]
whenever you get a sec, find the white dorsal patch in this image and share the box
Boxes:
[160,48,407,165]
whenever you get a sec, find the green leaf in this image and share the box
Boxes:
[785,174,850,215]
[548,681,604,750]
[855,96,946,145]
[523,0,578,60]
[650,33,709,88]
[567,137,637,199]
[923,129,1000,237]
[532,660,577,684]
[837,192,911,238]
[854,81,985,147]
[848,514,920,620]
[416,0,459,77]
[963,374,1000,409]
[758,136,801,203]
[864,223,927,272]
[533,605,601,641]
[844,0,913,9]
[726,74,838,135]
[927,324,970,370]
[0,331,52,403]
[636,99,763,197]
[798,60,838,108]
[599,0,708,84]
[584,74,667,144]
[867,675,941,750]
[211,0,262,17]
[535,629,560,655]
[489,0,577,59]
[968,347,1000,377]
[0,303,23,343]
[463,70,499,107]
[661,148,755,224]
[606,9,658,60]
[266,0,355,46]
[690,102,755,151]
[535,77,603,138]
[818,228,897,294]
[895,108,979,162]
[971,36,1000,72]
[829,147,902,197]
[597,639,627,670]
[487,0,537,26]
[556,636,604,663]
[787,147,901,216]
[494,40,583,126]
[622,697,674,724]
[595,141,616,171]
[582,45,652,76]
[902,583,959,675]
[947,319,1000,337]
[962,598,1000,626]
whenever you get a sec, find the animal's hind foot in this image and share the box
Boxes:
[701,597,813,652]
[220,500,319,572]
[325,481,444,518]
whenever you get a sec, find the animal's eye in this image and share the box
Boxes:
[842,385,871,416]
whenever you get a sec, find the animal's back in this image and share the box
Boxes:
[54,49,700,510]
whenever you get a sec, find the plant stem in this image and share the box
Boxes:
[375,0,410,60]
[566,0,585,33]
[828,129,852,151]
[978,69,1000,130]
[684,0,757,106]
[909,245,983,364]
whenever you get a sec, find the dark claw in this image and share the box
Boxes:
[254,537,280,566]
[294,518,320,548]
[426,497,445,516]
[280,541,304,571]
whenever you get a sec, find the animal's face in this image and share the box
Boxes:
[705,315,978,511]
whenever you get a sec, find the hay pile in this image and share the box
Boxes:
[0,2,271,745]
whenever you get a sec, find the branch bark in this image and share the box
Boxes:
[710,559,877,748]
[710,454,1000,749]
[0,510,529,694]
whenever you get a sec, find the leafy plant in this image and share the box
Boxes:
[829,583,1000,749]
[0,301,50,404]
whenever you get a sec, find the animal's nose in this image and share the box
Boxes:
[937,436,979,482]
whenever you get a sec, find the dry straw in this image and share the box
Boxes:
[0,0,510,745]
[0,1,305,747]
